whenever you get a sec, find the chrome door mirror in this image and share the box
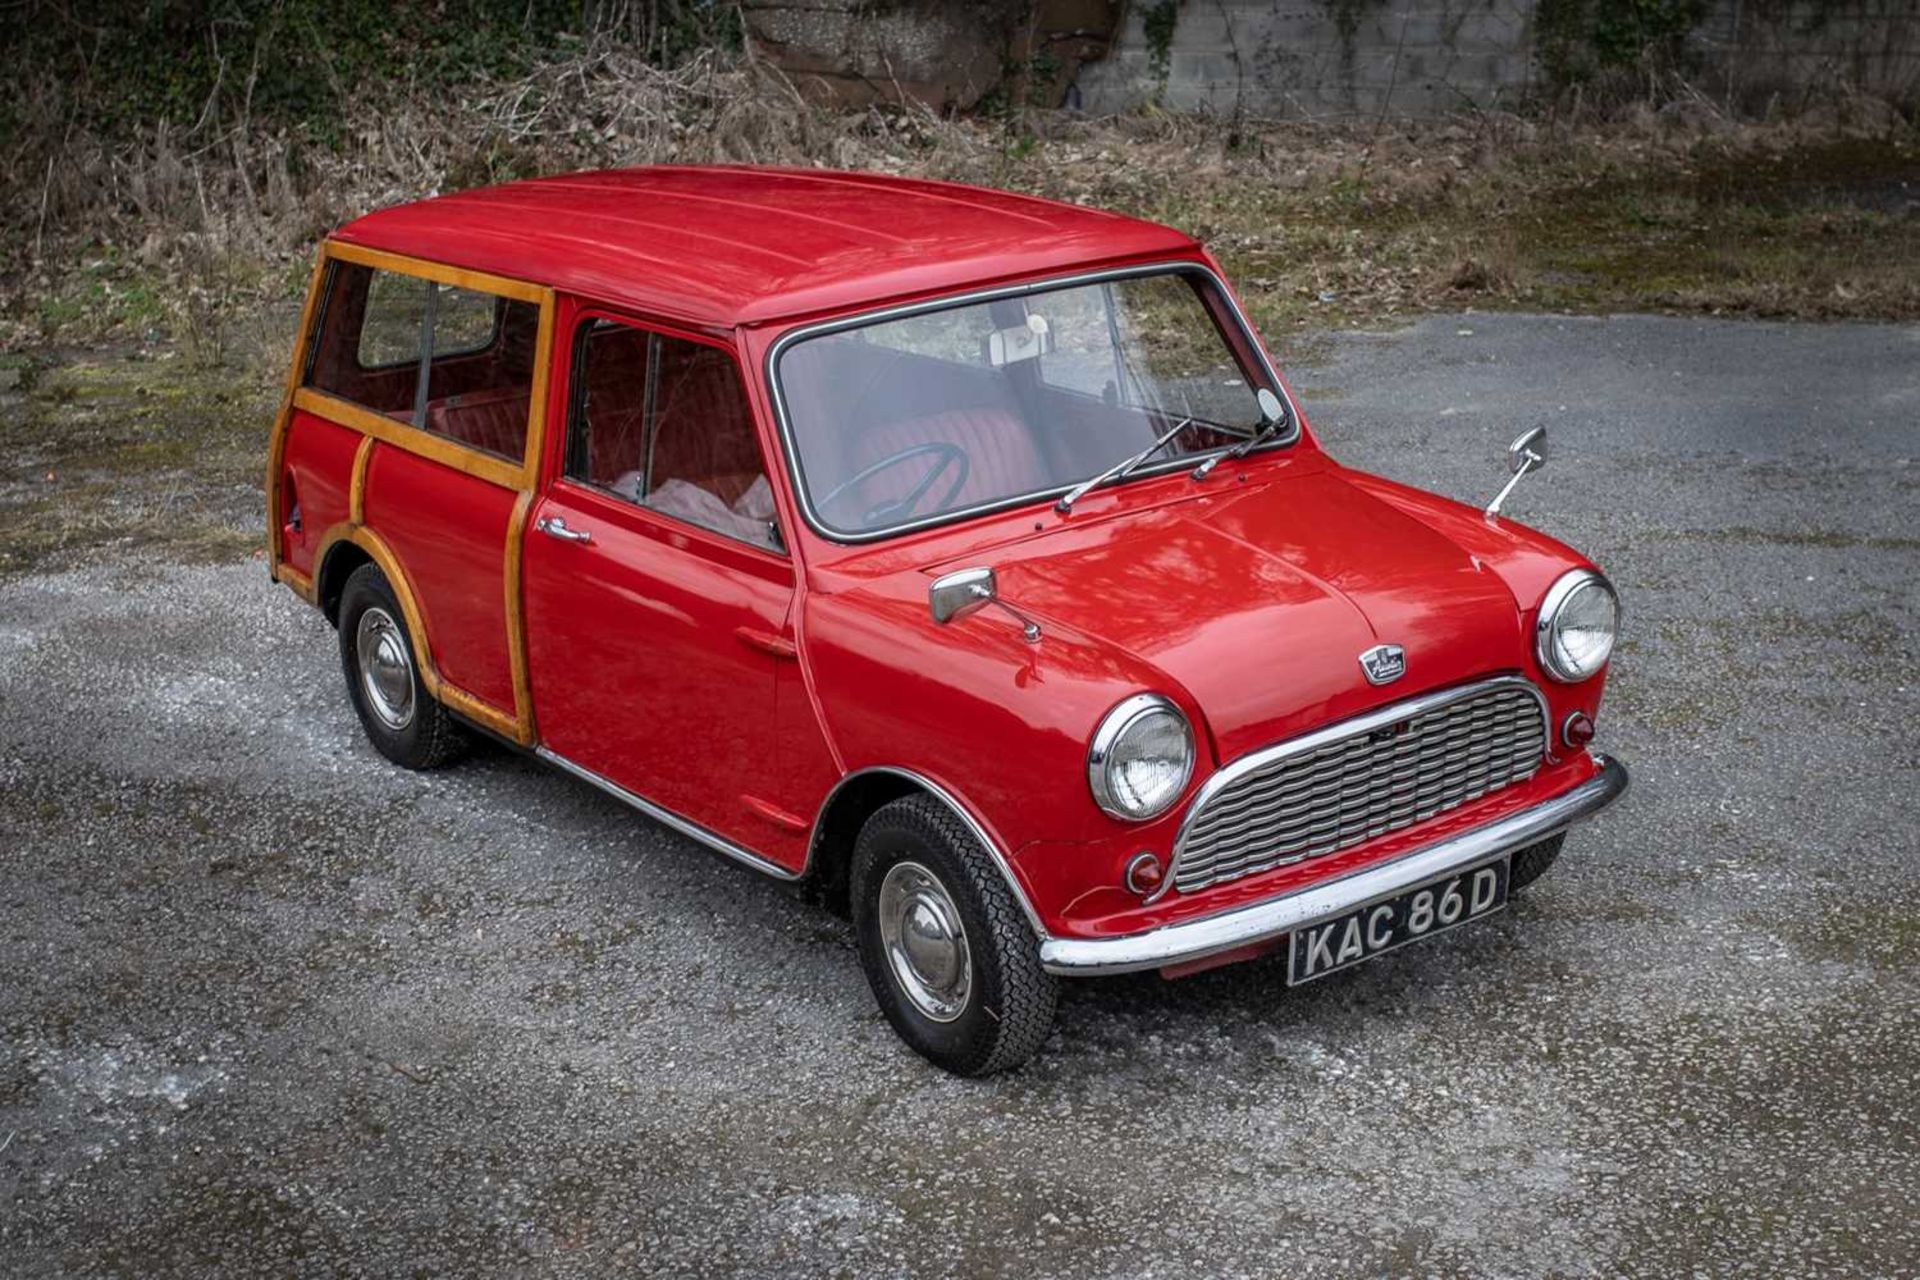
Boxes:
[1256,386,1285,426]
[929,566,1042,642]
[929,567,997,624]
[1507,424,1548,475]
[1487,425,1548,518]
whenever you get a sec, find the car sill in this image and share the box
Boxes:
[537,747,803,882]
[1037,754,1630,977]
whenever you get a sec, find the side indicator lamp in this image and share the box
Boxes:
[1562,711,1596,749]
[1124,851,1165,897]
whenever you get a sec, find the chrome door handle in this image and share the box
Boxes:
[536,515,591,544]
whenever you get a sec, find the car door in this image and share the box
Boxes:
[521,313,803,866]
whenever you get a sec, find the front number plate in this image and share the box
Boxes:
[1287,857,1510,985]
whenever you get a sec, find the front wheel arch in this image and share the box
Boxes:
[805,769,1043,938]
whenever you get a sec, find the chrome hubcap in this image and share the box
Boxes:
[355,607,415,731]
[878,861,972,1022]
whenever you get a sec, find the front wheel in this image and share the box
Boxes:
[851,796,1057,1076]
[1509,832,1565,891]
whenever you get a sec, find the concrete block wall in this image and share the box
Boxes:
[1690,0,1920,109]
[1073,0,1920,118]
[1077,2,1542,118]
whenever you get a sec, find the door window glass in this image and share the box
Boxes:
[566,319,778,552]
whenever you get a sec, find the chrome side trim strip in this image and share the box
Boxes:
[1038,753,1628,976]
[1155,673,1551,902]
[538,747,803,882]
[763,260,1303,546]
[804,765,1053,940]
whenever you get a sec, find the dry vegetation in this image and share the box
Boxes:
[4,42,1917,353]
[0,38,1914,576]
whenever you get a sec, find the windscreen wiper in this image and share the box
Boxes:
[1191,387,1289,482]
[1055,416,1194,515]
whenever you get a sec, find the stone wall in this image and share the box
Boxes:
[1072,0,1920,118]
[1689,0,1920,110]
[742,1,1122,110]
[1076,2,1534,116]
[738,1,1920,118]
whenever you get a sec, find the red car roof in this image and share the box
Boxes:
[330,165,1199,328]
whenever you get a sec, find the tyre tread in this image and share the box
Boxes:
[1510,832,1565,891]
[338,563,469,771]
[853,795,1057,1075]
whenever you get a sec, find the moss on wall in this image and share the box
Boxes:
[1535,0,1713,88]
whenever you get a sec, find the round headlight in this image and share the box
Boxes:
[1088,694,1194,821]
[1536,570,1618,683]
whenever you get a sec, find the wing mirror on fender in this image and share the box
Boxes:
[1486,425,1548,518]
[929,567,1042,643]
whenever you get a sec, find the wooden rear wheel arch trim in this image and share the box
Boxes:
[313,522,528,745]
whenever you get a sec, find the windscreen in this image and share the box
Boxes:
[776,270,1280,538]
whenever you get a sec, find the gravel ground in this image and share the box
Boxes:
[2,312,1916,1278]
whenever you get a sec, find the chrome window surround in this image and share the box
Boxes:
[1086,692,1194,822]
[762,261,1302,545]
[1151,674,1553,904]
[1534,568,1618,684]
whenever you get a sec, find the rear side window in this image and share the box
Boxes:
[304,259,538,462]
[565,318,777,551]
[355,268,431,369]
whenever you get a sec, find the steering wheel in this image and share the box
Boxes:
[818,442,971,529]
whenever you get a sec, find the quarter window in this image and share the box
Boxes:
[566,319,778,552]
[305,260,538,462]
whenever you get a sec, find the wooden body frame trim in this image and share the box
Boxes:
[348,434,375,523]
[265,254,328,570]
[269,240,558,747]
[311,522,524,741]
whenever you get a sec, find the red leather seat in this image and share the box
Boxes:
[648,343,764,505]
[425,385,530,459]
[783,336,1048,514]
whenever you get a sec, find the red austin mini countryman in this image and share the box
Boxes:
[268,166,1626,1074]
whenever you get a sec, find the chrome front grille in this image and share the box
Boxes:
[1169,678,1548,895]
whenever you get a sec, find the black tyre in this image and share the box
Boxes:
[337,563,468,770]
[1509,832,1565,892]
[851,796,1058,1076]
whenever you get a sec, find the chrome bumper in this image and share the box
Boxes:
[1038,754,1629,977]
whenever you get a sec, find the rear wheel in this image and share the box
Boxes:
[851,796,1057,1076]
[337,563,468,770]
[1509,832,1565,891]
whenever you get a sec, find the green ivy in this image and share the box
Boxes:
[1143,0,1182,85]
[0,0,737,146]
[1320,0,1387,45]
[1535,0,1711,87]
